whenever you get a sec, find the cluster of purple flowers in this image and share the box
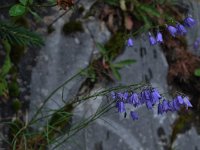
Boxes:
[127,16,196,47]
[111,88,192,121]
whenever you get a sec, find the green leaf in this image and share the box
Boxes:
[136,10,152,30]
[19,0,29,6]
[139,4,160,17]
[110,65,121,80]
[96,43,107,55]
[9,4,26,17]
[194,68,200,77]
[0,21,44,47]
[0,78,7,96]
[0,56,12,77]
[0,40,12,77]
[113,59,136,69]
[28,8,42,21]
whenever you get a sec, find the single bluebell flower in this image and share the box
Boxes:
[151,89,161,104]
[117,101,126,113]
[129,94,134,104]
[158,102,163,115]
[127,38,134,47]
[168,101,175,112]
[129,93,140,107]
[117,92,124,99]
[183,97,192,109]
[133,93,140,106]
[149,32,157,45]
[193,37,200,49]
[140,92,147,104]
[173,99,180,111]
[111,91,116,99]
[146,100,153,110]
[177,96,184,105]
[167,25,177,37]
[184,17,196,27]
[130,111,139,120]
[162,99,169,112]
[176,23,187,35]
[123,92,129,101]
[156,31,163,43]
[144,89,151,100]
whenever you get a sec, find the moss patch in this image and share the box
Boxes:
[62,21,84,35]
[12,99,22,112]
[104,32,125,59]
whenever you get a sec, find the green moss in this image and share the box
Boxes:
[78,6,85,13]
[83,11,93,19]
[12,99,22,112]
[104,32,125,60]
[10,45,25,64]
[47,26,55,34]
[8,80,20,97]
[62,21,84,35]
[47,103,73,138]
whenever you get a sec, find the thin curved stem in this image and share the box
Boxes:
[29,68,87,125]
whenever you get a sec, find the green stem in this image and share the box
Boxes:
[29,82,146,125]
[29,68,87,125]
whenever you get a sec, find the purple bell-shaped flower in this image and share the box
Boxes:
[149,32,157,45]
[184,17,196,27]
[167,25,177,37]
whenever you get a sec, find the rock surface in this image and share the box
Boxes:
[28,1,200,150]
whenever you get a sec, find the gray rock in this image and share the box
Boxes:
[29,11,111,128]
[53,35,172,150]
[29,0,200,150]
[172,127,200,150]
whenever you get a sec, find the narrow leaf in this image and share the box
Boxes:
[113,59,136,68]
[0,21,44,46]
[96,43,107,55]
[0,78,7,96]
[139,4,160,17]
[110,65,121,80]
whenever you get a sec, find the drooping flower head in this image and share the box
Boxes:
[158,102,163,115]
[146,100,153,110]
[129,93,140,107]
[168,100,175,112]
[156,31,163,43]
[110,88,192,121]
[176,23,187,35]
[167,25,177,37]
[183,97,193,109]
[162,99,169,112]
[117,101,126,113]
[130,111,139,120]
[177,95,184,105]
[148,32,157,45]
[111,91,116,99]
[184,17,196,27]
[173,99,181,111]
[151,88,162,104]
[127,38,134,47]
